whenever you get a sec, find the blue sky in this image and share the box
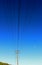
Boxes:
[0,0,42,65]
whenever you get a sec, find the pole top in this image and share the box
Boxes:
[16,50,20,54]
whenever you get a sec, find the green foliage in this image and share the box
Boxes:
[0,62,9,65]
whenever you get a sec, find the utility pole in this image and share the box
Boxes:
[16,50,19,65]
[16,0,21,65]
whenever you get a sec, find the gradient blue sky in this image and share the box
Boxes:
[0,0,42,65]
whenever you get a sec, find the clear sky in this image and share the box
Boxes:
[0,0,42,65]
